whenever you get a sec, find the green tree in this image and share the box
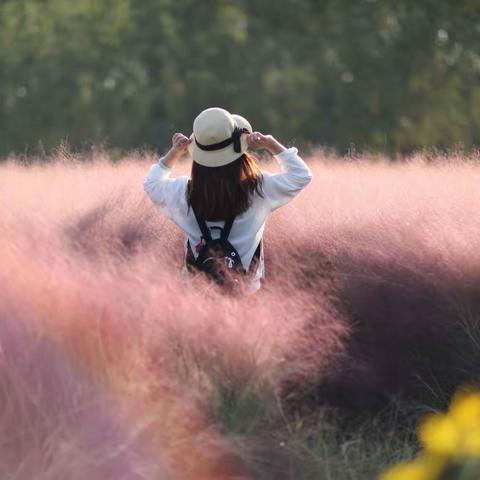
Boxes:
[0,0,479,157]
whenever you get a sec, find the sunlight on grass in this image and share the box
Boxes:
[0,151,479,478]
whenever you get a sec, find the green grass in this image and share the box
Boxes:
[209,384,419,479]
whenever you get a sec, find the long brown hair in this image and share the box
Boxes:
[187,153,264,221]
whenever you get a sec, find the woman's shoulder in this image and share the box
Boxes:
[259,169,274,180]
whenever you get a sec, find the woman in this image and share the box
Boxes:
[143,107,312,292]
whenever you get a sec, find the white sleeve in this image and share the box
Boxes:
[143,158,189,218]
[261,147,313,211]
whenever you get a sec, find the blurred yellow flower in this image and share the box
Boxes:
[450,390,480,428]
[419,390,480,457]
[419,415,461,456]
[382,388,480,480]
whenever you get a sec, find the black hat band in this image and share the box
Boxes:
[195,127,248,154]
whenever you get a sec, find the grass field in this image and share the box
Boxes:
[1,149,479,479]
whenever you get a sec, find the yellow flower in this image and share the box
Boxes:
[419,414,461,456]
[381,454,446,480]
[449,390,480,429]
[382,388,480,480]
[419,390,480,457]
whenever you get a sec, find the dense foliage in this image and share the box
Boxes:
[1,0,480,156]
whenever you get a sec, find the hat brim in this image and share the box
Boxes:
[188,114,252,168]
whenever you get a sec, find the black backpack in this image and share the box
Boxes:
[186,208,247,289]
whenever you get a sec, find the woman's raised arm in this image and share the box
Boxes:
[247,132,313,211]
[143,133,192,217]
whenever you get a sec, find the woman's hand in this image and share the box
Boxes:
[247,132,286,155]
[171,133,192,155]
[162,133,193,168]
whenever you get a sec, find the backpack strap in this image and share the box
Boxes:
[192,206,236,242]
[249,240,262,272]
[221,216,236,240]
[185,240,196,270]
[192,206,212,242]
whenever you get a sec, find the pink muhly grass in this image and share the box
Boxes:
[0,150,479,477]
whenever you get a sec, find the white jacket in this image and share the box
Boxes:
[144,147,313,291]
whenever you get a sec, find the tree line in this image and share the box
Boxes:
[0,0,479,158]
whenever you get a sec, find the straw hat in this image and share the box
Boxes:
[188,107,252,167]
